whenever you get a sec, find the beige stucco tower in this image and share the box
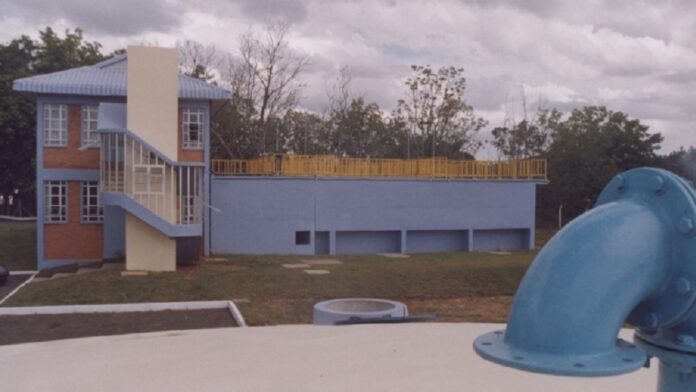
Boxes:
[125,46,178,271]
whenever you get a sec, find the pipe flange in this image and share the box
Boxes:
[635,335,696,368]
[597,168,696,329]
[474,330,646,376]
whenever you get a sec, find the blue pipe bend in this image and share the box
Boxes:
[475,168,696,381]
[505,199,671,356]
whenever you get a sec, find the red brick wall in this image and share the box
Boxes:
[44,181,103,260]
[178,108,205,162]
[44,105,100,169]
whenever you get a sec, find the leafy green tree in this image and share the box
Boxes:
[33,28,105,73]
[539,106,663,223]
[658,147,696,186]
[280,110,327,156]
[324,98,400,158]
[0,27,109,213]
[0,36,37,214]
[491,109,560,159]
[395,65,486,159]
[210,98,258,159]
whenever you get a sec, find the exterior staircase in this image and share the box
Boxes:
[98,129,204,237]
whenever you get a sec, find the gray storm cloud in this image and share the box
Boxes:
[5,0,182,35]
[2,0,695,152]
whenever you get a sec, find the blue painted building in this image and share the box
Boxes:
[14,46,544,270]
[210,176,542,255]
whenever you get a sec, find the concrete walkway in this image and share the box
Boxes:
[0,323,655,391]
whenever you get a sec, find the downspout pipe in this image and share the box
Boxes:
[474,168,696,380]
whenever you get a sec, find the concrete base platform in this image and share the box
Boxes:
[0,323,655,391]
[281,263,310,269]
[303,259,342,265]
[304,269,331,275]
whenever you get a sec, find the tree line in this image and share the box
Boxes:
[205,24,485,160]
[1,26,693,226]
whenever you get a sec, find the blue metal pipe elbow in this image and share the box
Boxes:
[474,168,696,378]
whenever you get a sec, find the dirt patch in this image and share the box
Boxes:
[0,275,31,300]
[203,262,247,271]
[404,296,513,323]
[0,308,237,346]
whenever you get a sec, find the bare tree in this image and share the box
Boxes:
[221,22,309,154]
[327,66,353,114]
[325,66,355,155]
[395,65,487,158]
[177,40,218,82]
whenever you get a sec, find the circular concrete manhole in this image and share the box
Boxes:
[313,298,408,325]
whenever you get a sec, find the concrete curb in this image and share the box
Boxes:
[0,273,37,306]
[0,300,248,327]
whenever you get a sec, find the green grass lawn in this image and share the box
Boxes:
[0,221,36,271]
[4,251,537,325]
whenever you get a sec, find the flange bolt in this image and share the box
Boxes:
[678,217,694,235]
[676,334,696,347]
[676,277,692,295]
[651,175,665,193]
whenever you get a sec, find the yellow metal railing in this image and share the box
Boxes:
[211,155,547,180]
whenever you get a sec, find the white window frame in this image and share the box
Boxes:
[44,181,67,223]
[81,105,100,148]
[182,108,204,150]
[80,181,103,223]
[181,195,197,224]
[132,164,165,195]
[44,104,68,147]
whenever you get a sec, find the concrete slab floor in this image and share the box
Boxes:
[0,323,656,392]
[378,253,410,258]
[281,263,310,269]
[304,269,331,275]
[303,259,343,265]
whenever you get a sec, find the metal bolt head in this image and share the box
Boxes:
[676,335,696,347]
[651,175,665,193]
[679,217,695,235]
[676,277,692,295]
[646,313,659,328]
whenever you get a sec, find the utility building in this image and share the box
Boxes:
[14,46,546,271]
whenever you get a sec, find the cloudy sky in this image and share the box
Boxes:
[3,0,695,158]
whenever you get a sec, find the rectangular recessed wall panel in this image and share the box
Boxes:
[473,229,529,251]
[315,231,330,255]
[406,230,468,253]
[335,231,401,254]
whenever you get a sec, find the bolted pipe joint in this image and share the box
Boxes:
[474,168,696,382]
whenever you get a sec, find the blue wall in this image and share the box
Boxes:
[335,231,401,253]
[406,230,469,253]
[472,229,529,251]
[210,176,541,255]
[103,205,125,258]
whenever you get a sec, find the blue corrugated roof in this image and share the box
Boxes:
[13,55,230,100]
